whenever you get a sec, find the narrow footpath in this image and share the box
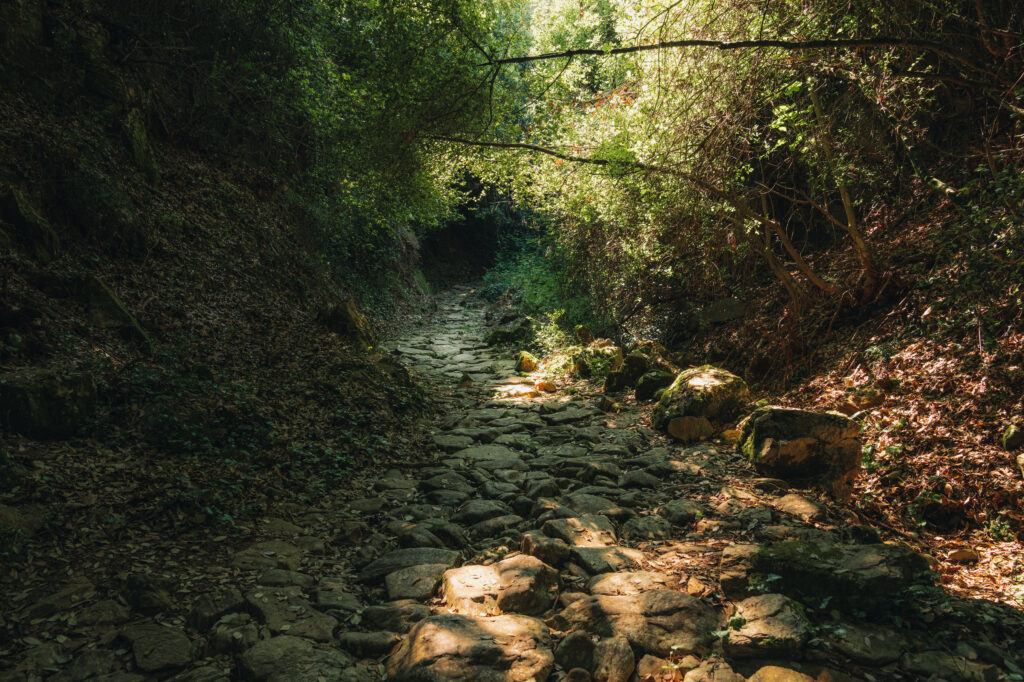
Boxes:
[9,286,1021,682]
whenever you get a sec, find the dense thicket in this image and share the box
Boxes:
[447,0,1023,343]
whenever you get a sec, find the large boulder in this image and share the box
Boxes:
[651,366,749,433]
[738,406,861,500]
[635,370,674,401]
[549,590,718,657]
[719,539,933,613]
[0,368,96,438]
[386,614,554,681]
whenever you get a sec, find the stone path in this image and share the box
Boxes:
[5,286,1022,682]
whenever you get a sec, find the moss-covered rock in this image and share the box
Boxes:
[515,351,539,373]
[571,343,622,378]
[81,276,153,353]
[317,298,376,349]
[651,365,749,431]
[484,318,533,346]
[635,370,674,402]
[1003,422,1023,451]
[0,368,96,438]
[739,406,860,500]
[604,350,647,393]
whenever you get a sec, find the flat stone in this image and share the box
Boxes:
[385,563,448,601]
[542,515,616,547]
[724,594,809,658]
[363,601,431,633]
[239,636,355,681]
[542,407,601,425]
[349,497,387,513]
[775,494,824,522]
[550,590,717,657]
[386,614,554,681]
[555,631,595,671]
[587,571,680,596]
[620,516,672,541]
[246,587,337,642]
[231,541,305,572]
[521,531,571,565]
[570,546,645,575]
[565,493,635,523]
[593,636,635,682]
[659,499,703,525]
[420,471,476,494]
[443,555,559,616]
[358,548,460,582]
[453,499,513,525]
[619,470,661,489]
[337,631,402,658]
[121,622,193,672]
[78,599,130,626]
[469,514,524,540]
[831,624,904,664]
[719,540,932,610]
[434,434,474,452]
[187,589,246,630]
[257,569,314,587]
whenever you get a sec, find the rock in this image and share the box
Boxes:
[659,499,703,526]
[551,590,717,657]
[521,530,571,565]
[167,667,231,682]
[47,649,121,682]
[571,546,645,575]
[208,612,260,654]
[358,547,460,582]
[0,503,43,537]
[666,416,714,443]
[453,499,513,525]
[774,494,824,522]
[830,624,903,664]
[337,631,401,657]
[619,469,661,489]
[746,667,813,682]
[433,434,474,452]
[516,351,539,372]
[469,514,524,540]
[542,515,617,547]
[839,386,884,414]
[188,589,246,630]
[652,366,749,432]
[635,371,675,402]
[386,614,554,681]
[231,540,305,572]
[620,516,672,541]
[442,555,559,616]
[1003,422,1023,451]
[257,569,314,587]
[0,369,96,438]
[385,563,448,600]
[738,406,861,500]
[314,583,362,612]
[566,668,593,682]
[901,651,995,682]
[80,276,153,352]
[592,636,635,682]
[350,497,387,513]
[604,351,648,393]
[724,594,809,658]
[246,587,337,642]
[682,660,744,682]
[947,547,980,563]
[317,298,376,348]
[588,571,679,596]
[121,622,193,672]
[637,653,696,681]
[565,493,635,523]
[719,539,932,610]
[555,631,595,671]
[78,599,130,626]
[239,636,355,681]
[23,580,95,619]
[362,601,430,633]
